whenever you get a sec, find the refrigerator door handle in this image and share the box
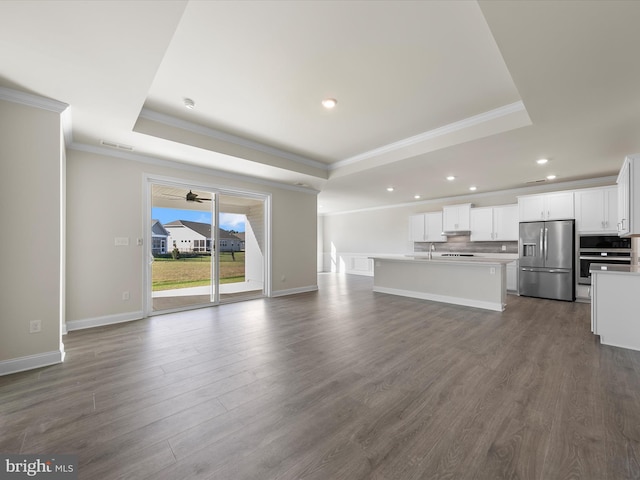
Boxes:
[544,228,548,261]
[539,228,544,259]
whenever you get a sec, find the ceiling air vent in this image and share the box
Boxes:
[525,179,547,184]
[100,140,133,151]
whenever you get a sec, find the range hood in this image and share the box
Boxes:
[442,230,471,236]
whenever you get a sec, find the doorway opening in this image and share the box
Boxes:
[147,180,268,314]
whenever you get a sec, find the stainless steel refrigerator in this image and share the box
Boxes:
[519,219,575,301]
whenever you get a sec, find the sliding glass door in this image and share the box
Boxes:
[148,180,266,314]
[218,193,265,303]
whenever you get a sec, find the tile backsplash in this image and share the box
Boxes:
[415,235,518,254]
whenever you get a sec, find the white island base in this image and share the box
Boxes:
[591,264,640,351]
[370,256,508,312]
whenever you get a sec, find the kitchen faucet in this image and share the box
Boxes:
[429,243,435,259]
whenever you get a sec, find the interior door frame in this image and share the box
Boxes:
[142,173,271,317]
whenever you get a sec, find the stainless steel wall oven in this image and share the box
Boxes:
[578,235,631,284]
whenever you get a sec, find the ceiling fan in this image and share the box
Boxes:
[185,190,211,203]
[158,189,212,203]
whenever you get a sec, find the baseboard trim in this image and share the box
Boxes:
[65,311,144,332]
[373,286,505,312]
[271,285,318,297]
[0,350,64,376]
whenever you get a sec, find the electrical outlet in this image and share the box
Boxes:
[137,238,143,246]
[114,237,129,246]
[501,245,506,251]
[29,320,42,334]
[122,291,130,301]
[490,267,496,275]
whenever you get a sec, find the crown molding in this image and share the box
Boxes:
[320,175,617,216]
[68,142,320,196]
[138,108,329,172]
[0,86,68,113]
[330,101,528,171]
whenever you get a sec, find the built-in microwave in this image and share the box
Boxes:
[578,235,631,284]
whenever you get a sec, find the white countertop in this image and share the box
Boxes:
[408,252,518,260]
[370,254,513,266]
[590,263,640,276]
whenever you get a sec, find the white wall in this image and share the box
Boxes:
[270,186,317,292]
[65,148,318,328]
[245,206,264,284]
[0,97,64,370]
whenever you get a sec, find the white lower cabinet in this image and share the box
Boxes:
[591,269,640,351]
[506,261,517,292]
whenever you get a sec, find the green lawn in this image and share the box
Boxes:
[152,252,245,291]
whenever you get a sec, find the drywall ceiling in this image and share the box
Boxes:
[1,0,640,213]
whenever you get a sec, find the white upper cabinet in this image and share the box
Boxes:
[442,203,471,231]
[470,207,493,241]
[617,154,640,236]
[425,212,446,242]
[410,214,426,242]
[470,204,518,241]
[493,204,519,240]
[574,186,618,234]
[410,212,445,242]
[518,191,574,222]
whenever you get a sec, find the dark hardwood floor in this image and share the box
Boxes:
[2,273,640,479]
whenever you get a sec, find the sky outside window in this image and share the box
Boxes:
[152,208,245,232]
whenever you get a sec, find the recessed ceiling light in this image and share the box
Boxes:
[184,98,195,109]
[386,186,395,192]
[446,176,455,181]
[322,98,337,109]
[537,158,549,165]
[546,174,557,180]
[469,186,477,191]
[414,195,421,199]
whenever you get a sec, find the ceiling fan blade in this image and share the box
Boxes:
[170,190,212,202]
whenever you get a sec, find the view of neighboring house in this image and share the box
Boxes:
[217,228,243,253]
[151,219,170,255]
[234,232,246,251]
[162,220,243,254]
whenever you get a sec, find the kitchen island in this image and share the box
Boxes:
[370,255,513,312]
[591,263,640,351]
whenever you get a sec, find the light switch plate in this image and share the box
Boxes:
[115,237,129,246]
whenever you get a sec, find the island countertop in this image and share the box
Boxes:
[398,254,514,265]
[590,262,640,276]
[370,255,508,312]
